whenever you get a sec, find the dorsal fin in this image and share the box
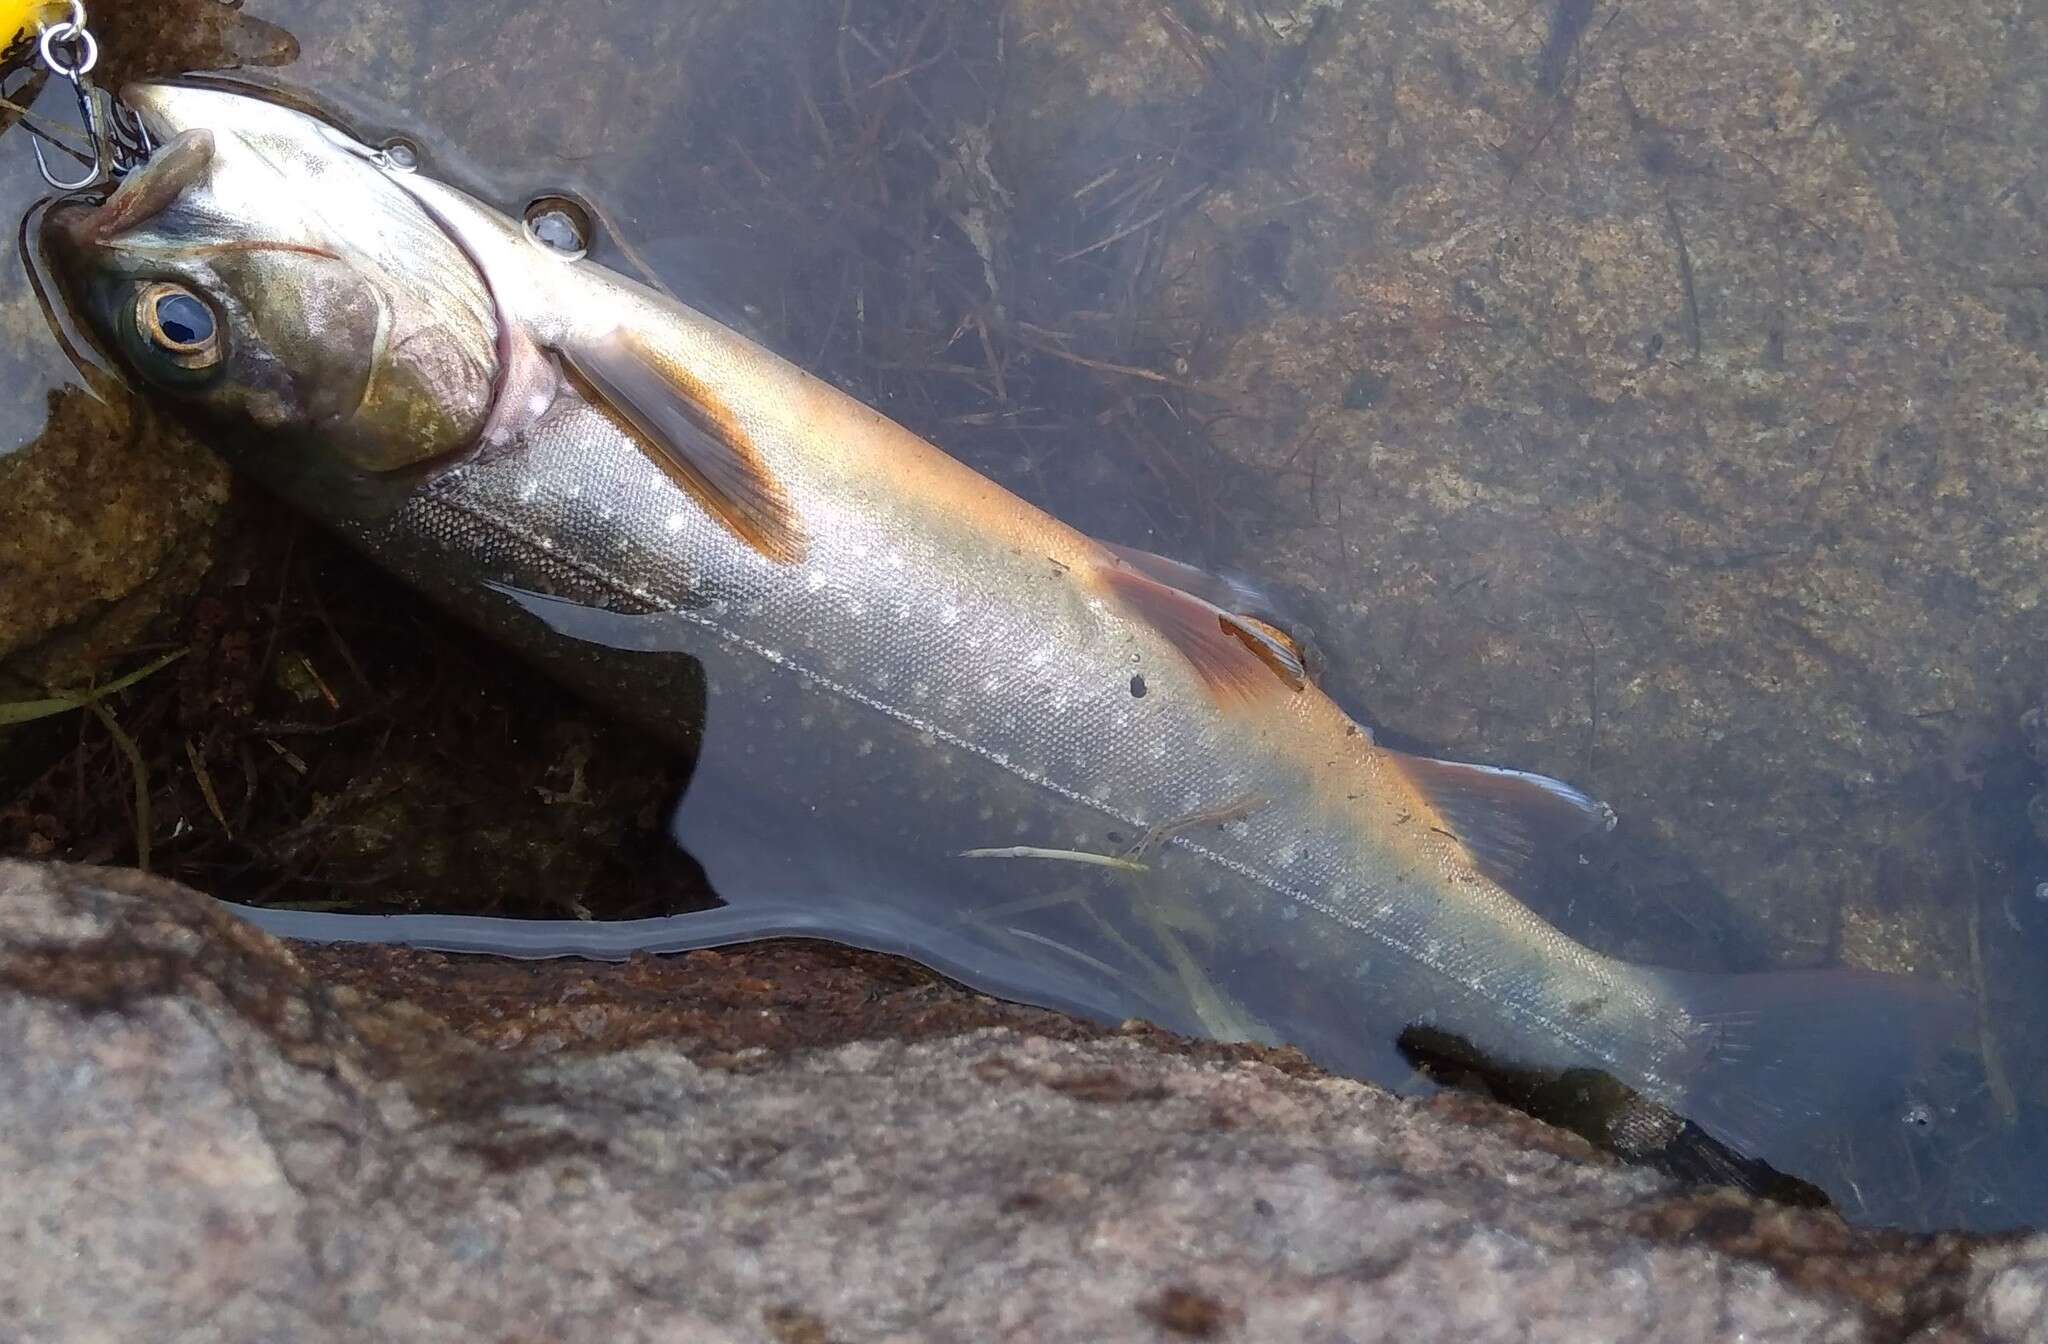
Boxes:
[1389,751,1617,887]
[1100,541,1322,681]
[1098,560,1307,702]
[560,329,805,564]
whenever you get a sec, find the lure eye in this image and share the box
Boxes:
[131,282,224,375]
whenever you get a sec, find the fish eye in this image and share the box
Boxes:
[129,282,225,378]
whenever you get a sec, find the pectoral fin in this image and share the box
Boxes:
[1389,751,1617,887]
[560,329,806,564]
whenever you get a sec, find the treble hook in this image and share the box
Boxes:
[26,0,149,192]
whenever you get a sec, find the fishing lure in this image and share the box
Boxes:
[1,0,49,81]
[1,0,150,188]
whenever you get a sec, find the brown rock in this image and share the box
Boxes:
[2,859,2037,1342]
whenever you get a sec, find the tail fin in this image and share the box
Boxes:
[1655,965,1970,1174]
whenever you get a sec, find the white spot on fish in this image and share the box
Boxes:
[888,551,906,569]
[847,599,866,617]
[665,513,688,534]
[806,572,829,593]
[518,477,540,503]
[940,605,961,625]
[856,739,875,757]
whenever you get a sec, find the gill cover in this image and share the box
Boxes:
[38,82,501,479]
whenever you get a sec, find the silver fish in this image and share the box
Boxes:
[40,80,1957,1184]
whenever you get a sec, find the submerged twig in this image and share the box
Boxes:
[0,94,92,160]
[958,844,1149,873]
[185,738,233,839]
[0,647,188,726]
[1055,182,1210,263]
[86,701,152,872]
[1959,806,2020,1125]
[1124,793,1269,858]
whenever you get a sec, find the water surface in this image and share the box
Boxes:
[3,0,2046,1232]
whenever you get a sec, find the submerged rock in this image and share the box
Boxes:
[0,390,226,685]
[988,6,2048,1193]
[1004,0,2048,984]
[0,859,2028,1342]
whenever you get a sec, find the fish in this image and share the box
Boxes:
[38,79,1961,1186]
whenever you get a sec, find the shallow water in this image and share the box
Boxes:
[3,0,2047,1232]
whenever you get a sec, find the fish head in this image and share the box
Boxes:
[38,81,500,494]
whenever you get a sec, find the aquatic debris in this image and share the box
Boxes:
[0,648,184,871]
[0,646,186,726]
[957,845,1149,874]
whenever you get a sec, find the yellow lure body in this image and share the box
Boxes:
[3,0,63,80]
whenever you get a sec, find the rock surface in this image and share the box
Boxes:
[0,858,2032,1343]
